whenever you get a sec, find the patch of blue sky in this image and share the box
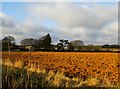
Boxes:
[0,2,2,12]
[2,2,57,27]
[97,2,118,6]
[2,2,31,23]
[1,2,118,28]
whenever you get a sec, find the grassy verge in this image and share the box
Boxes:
[2,59,119,89]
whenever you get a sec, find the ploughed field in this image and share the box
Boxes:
[2,52,120,87]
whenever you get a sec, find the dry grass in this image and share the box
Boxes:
[2,52,119,88]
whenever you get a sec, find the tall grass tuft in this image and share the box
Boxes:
[2,57,119,89]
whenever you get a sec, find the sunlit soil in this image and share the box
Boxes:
[2,52,120,87]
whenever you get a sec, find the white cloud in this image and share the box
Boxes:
[26,2,118,44]
[1,2,118,45]
[1,13,51,44]
[27,2,117,29]
[102,21,118,35]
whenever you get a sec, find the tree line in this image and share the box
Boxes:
[0,33,120,52]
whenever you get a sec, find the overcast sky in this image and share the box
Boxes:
[1,1,118,45]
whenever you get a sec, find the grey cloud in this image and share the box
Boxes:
[0,13,15,28]
[1,2,118,45]
[1,17,15,28]
[27,2,117,30]
[25,2,118,44]
[1,13,52,44]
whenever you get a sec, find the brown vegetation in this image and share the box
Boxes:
[2,52,120,88]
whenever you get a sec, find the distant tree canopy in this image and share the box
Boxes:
[102,44,120,48]
[2,36,16,51]
[57,39,68,49]
[1,34,120,52]
[21,38,36,46]
[70,40,84,49]
[20,33,52,49]
[59,39,69,46]
[2,36,15,43]
[56,39,74,51]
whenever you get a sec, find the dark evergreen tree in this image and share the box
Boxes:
[38,33,51,49]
